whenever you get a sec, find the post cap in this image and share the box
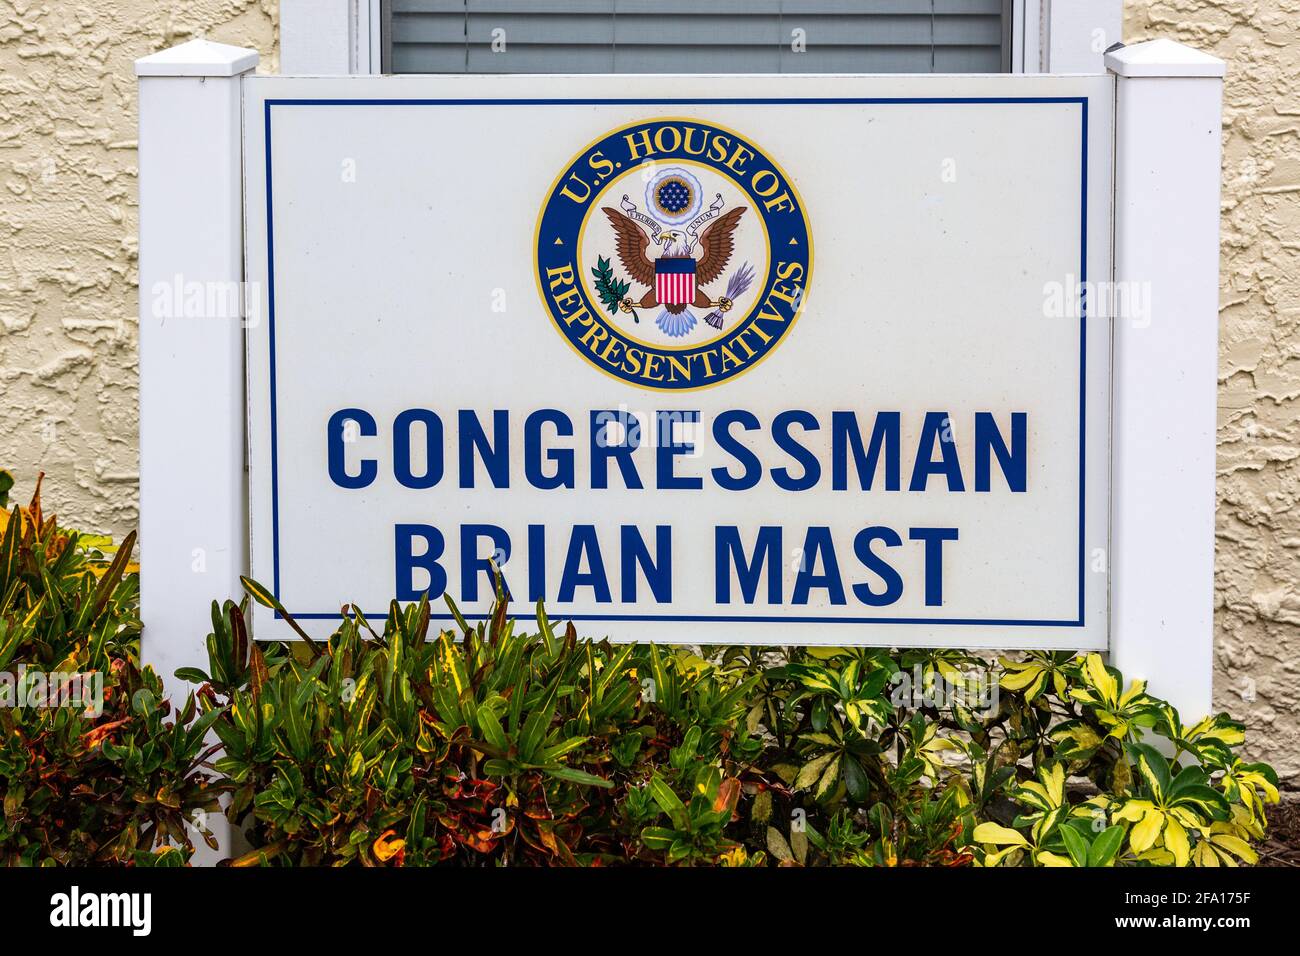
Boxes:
[1105,39,1225,78]
[135,38,260,78]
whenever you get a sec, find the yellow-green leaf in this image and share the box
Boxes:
[1129,807,1164,854]
[972,822,1028,846]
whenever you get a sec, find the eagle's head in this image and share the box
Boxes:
[657,229,692,258]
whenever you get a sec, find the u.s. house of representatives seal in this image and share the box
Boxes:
[535,119,813,390]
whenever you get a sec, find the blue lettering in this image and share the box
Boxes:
[394,524,446,601]
[327,408,377,489]
[715,526,782,604]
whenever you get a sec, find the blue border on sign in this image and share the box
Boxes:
[261,96,1090,626]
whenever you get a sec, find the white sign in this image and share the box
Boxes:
[243,74,1113,647]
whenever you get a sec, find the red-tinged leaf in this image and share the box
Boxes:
[373,829,406,863]
[536,821,560,854]
[249,641,268,701]
[229,602,248,675]
[81,717,128,749]
[714,777,742,817]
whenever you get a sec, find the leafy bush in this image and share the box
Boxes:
[185,577,1279,868]
[0,469,1280,867]
[969,654,1278,866]
[0,472,224,865]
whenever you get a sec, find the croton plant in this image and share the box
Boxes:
[0,469,1281,866]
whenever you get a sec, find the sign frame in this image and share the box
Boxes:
[240,74,1113,649]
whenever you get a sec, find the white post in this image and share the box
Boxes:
[136,38,259,861]
[280,0,378,74]
[1107,39,1225,719]
[1036,0,1123,73]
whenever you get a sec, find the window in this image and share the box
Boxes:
[383,0,1013,75]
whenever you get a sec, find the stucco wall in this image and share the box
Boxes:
[0,0,276,530]
[1124,0,1300,782]
[1,2,1296,779]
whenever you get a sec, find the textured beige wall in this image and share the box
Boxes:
[0,0,276,530]
[1124,0,1300,782]
[1,3,1295,777]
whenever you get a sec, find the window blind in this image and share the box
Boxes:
[387,0,1010,75]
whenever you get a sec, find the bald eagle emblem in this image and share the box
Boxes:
[536,119,811,390]
[595,166,756,338]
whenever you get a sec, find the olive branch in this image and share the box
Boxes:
[591,256,638,323]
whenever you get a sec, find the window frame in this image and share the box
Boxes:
[278,0,1122,77]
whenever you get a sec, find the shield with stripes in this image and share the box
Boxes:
[654,256,697,306]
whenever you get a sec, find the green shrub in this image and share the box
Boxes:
[970,654,1278,866]
[0,469,1280,867]
[184,575,1279,868]
[0,472,223,865]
